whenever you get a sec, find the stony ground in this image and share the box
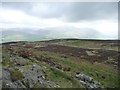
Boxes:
[1,39,119,89]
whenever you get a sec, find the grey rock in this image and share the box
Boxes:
[2,52,60,89]
[10,56,29,66]
[3,69,11,80]
[76,72,103,90]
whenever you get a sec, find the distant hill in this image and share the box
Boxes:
[2,27,117,43]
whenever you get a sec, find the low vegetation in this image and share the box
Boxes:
[2,39,119,89]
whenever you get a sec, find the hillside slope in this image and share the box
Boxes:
[1,39,119,89]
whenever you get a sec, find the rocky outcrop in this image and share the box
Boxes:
[2,63,60,89]
[76,72,104,90]
[10,56,30,66]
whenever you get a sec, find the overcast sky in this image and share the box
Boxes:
[0,2,118,40]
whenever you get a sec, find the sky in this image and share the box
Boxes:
[0,2,118,42]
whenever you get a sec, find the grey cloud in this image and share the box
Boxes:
[62,2,118,22]
[2,2,118,22]
[2,2,32,12]
[118,2,120,19]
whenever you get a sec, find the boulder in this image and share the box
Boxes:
[76,72,103,89]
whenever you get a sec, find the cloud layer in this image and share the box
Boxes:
[2,2,118,22]
[0,2,118,42]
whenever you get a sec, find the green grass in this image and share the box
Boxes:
[57,41,118,51]
[48,67,82,88]
[33,57,82,88]
[34,51,119,88]
[78,61,118,88]
[40,63,82,88]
